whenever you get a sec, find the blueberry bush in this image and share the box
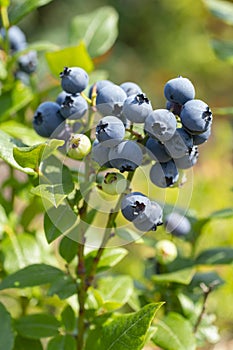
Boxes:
[0,1,233,350]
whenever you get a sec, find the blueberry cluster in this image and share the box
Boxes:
[32,67,212,232]
[0,25,38,81]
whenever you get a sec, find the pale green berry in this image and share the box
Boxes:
[101,172,127,196]
[67,133,91,160]
[155,239,177,265]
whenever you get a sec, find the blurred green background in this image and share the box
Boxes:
[17,0,233,347]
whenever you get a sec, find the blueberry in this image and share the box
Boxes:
[60,66,89,94]
[155,239,178,265]
[193,126,211,145]
[164,76,195,105]
[146,137,172,163]
[144,109,177,142]
[165,212,191,237]
[174,145,199,169]
[120,81,142,97]
[109,140,143,172]
[96,84,127,117]
[180,99,212,134]
[122,93,153,123]
[166,100,182,116]
[91,139,112,167]
[133,201,163,232]
[1,25,27,52]
[88,79,114,99]
[150,159,179,188]
[164,127,193,159]
[101,172,127,196]
[18,50,38,74]
[33,101,63,137]
[121,192,152,222]
[56,90,71,106]
[96,116,125,148]
[60,94,88,120]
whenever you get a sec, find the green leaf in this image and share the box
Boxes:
[152,268,195,285]
[189,271,224,289]
[0,263,65,290]
[0,130,35,175]
[0,302,14,350]
[8,0,54,24]
[13,336,43,350]
[97,275,134,310]
[195,247,233,265]
[0,121,45,146]
[47,275,76,299]
[204,0,233,25]
[209,207,233,219]
[85,247,128,274]
[47,335,76,350]
[85,302,164,350]
[116,227,144,244]
[1,233,41,274]
[61,305,75,332]
[211,39,233,62]
[45,41,94,77]
[13,139,64,171]
[59,235,78,263]
[152,312,196,350]
[15,313,60,339]
[0,204,7,237]
[0,81,33,121]
[70,6,119,58]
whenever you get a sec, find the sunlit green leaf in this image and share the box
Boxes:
[45,41,94,77]
[8,0,54,24]
[0,302,14,350]
[15,314,60,339]
[85,302,164,350]
[152,268,195,285]
[204,0,233,25]
[70,6,118,57]
[152,312,196,350]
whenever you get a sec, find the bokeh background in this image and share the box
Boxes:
[17,0,233,348]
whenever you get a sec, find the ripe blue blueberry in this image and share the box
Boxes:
[96,84,127,117]
[193,126,211,145]
[174,145,199,169]
[33,101,63,137]
[91,139,112,168]
[180,99,212,134]
[56,90,71,105]
[133,201,163,232]
[121,192,152,222]
[164,127,193,159]
[96,116,125,147]
[164,76,195,105]
[1,25,27,52]
[88,80,114,99]
[109,140,143,172]
[60,94,88,120]
[150,159,179,188]
[144,109,177,142]
[122,93,153,123]
[146,137,171,163]
[165,212,191,237]
[18,50,38,74]
[166,100,182,116]
[60,66,89,94]
[120,81,142,97]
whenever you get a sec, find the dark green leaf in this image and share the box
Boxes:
[13,139,64,171]
[61,305,75,332]
[45,41,94,77]
[152,312,196,350]
[0,130,35,175]
[47,275,76,299]
[85,302,164,350]
[195,247,233,265]
[59,235,78,263]
[189,271,224,290]
[204,0,233,25]
[0,302,14,350]
[9,0,54,24]
[152,268,195,285]
[0,264,65,290]
[15,314,60,339]
[13,336,43,350]
[70,6,118,57]
[47,335,76,350]
[211,39,233,62]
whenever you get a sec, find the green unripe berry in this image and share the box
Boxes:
[67,133,91,160]
[101,172,127,196]
[155,239,177,265]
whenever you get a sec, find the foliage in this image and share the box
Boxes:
[0,1,232,350]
